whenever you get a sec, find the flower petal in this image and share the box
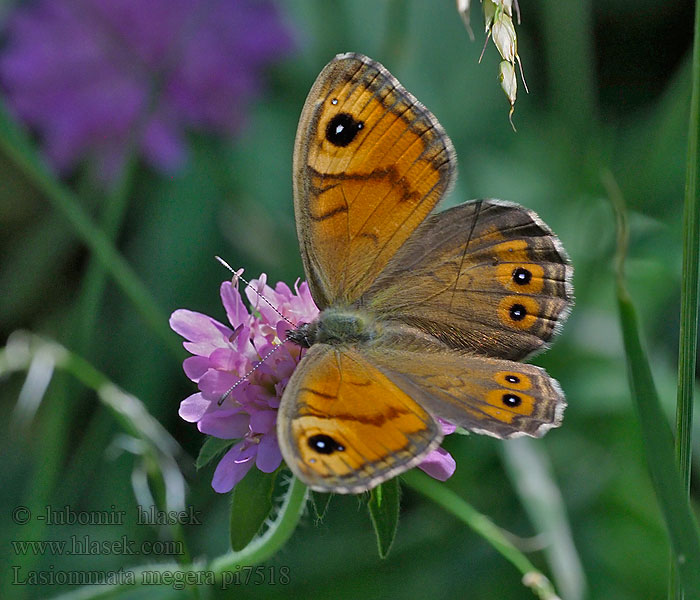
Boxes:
[250,409,276,434]
[438,417,457,436]
[182,356,210,381]
[178,392,210,423]
[221,281,250,330]
[256,434,282,473]
[199,411,249,439]
[211,441,257,493]
[418,447,456,481]
[170,309,232,344]
[199,369,239,399]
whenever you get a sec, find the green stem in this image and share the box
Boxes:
[402,470,559,599]
[672,2,700,597]
[44,476,307,599]
[209,476,308,579]
[0,101,179,358]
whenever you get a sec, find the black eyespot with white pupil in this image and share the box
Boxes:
[512,267,532,285]
[509,303,527,321]
[505,375,520,384]
[325,113,363,147]
[308,434,345,455]
[502,393,522,407]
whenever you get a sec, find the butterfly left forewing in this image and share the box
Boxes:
[293,53,456,308]
[278,343,441,493]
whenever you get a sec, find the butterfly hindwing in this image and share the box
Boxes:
[360,199,573,360]
[365,338,566,439]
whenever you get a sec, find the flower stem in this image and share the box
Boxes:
[606,171,700,598]
[209,476,308,580]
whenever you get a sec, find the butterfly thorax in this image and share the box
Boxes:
[287,307,380,349]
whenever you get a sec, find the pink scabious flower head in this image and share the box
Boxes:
[0,0,294,182]
[170,274,457,493]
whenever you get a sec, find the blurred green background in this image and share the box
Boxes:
[0,0,698,598]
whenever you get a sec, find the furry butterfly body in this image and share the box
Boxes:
[278,53,573,494]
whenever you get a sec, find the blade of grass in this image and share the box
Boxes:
[605,171,700,598]
[677,0,700,509]
[672,2,700,596]
[1,332,191,555]
[502,439,587,600]
[402,470,560,599]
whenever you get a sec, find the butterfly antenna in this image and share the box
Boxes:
[214,256,299,406]
[217,341,289,406]
[214,256,295,327]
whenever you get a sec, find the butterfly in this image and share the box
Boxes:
[277,53,573,494]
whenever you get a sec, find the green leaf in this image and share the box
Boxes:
[368,478,400,558]
[608,173,700,597]
[196,436,236,470]
[230,468,277,551]
[211,476,308,579]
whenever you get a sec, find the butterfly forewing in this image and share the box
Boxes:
[293,53,456,309]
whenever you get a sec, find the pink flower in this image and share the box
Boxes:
[171,274,456,493]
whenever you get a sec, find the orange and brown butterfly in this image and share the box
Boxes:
[278,52,573,494]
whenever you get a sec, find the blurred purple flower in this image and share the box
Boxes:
[0,0,294,180]
[171,274,456,494]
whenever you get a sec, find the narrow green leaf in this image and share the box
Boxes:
[196,436,236,470]
[607,174,700,598]
[368,478,400,558]
[672,2,700,596]
[230,468,277,551]
[677,0,700,517]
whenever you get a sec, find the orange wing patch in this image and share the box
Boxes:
[361,199,573,360]
[278,344,440,493]
[293,53,456,308]
[367,342,566,439]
